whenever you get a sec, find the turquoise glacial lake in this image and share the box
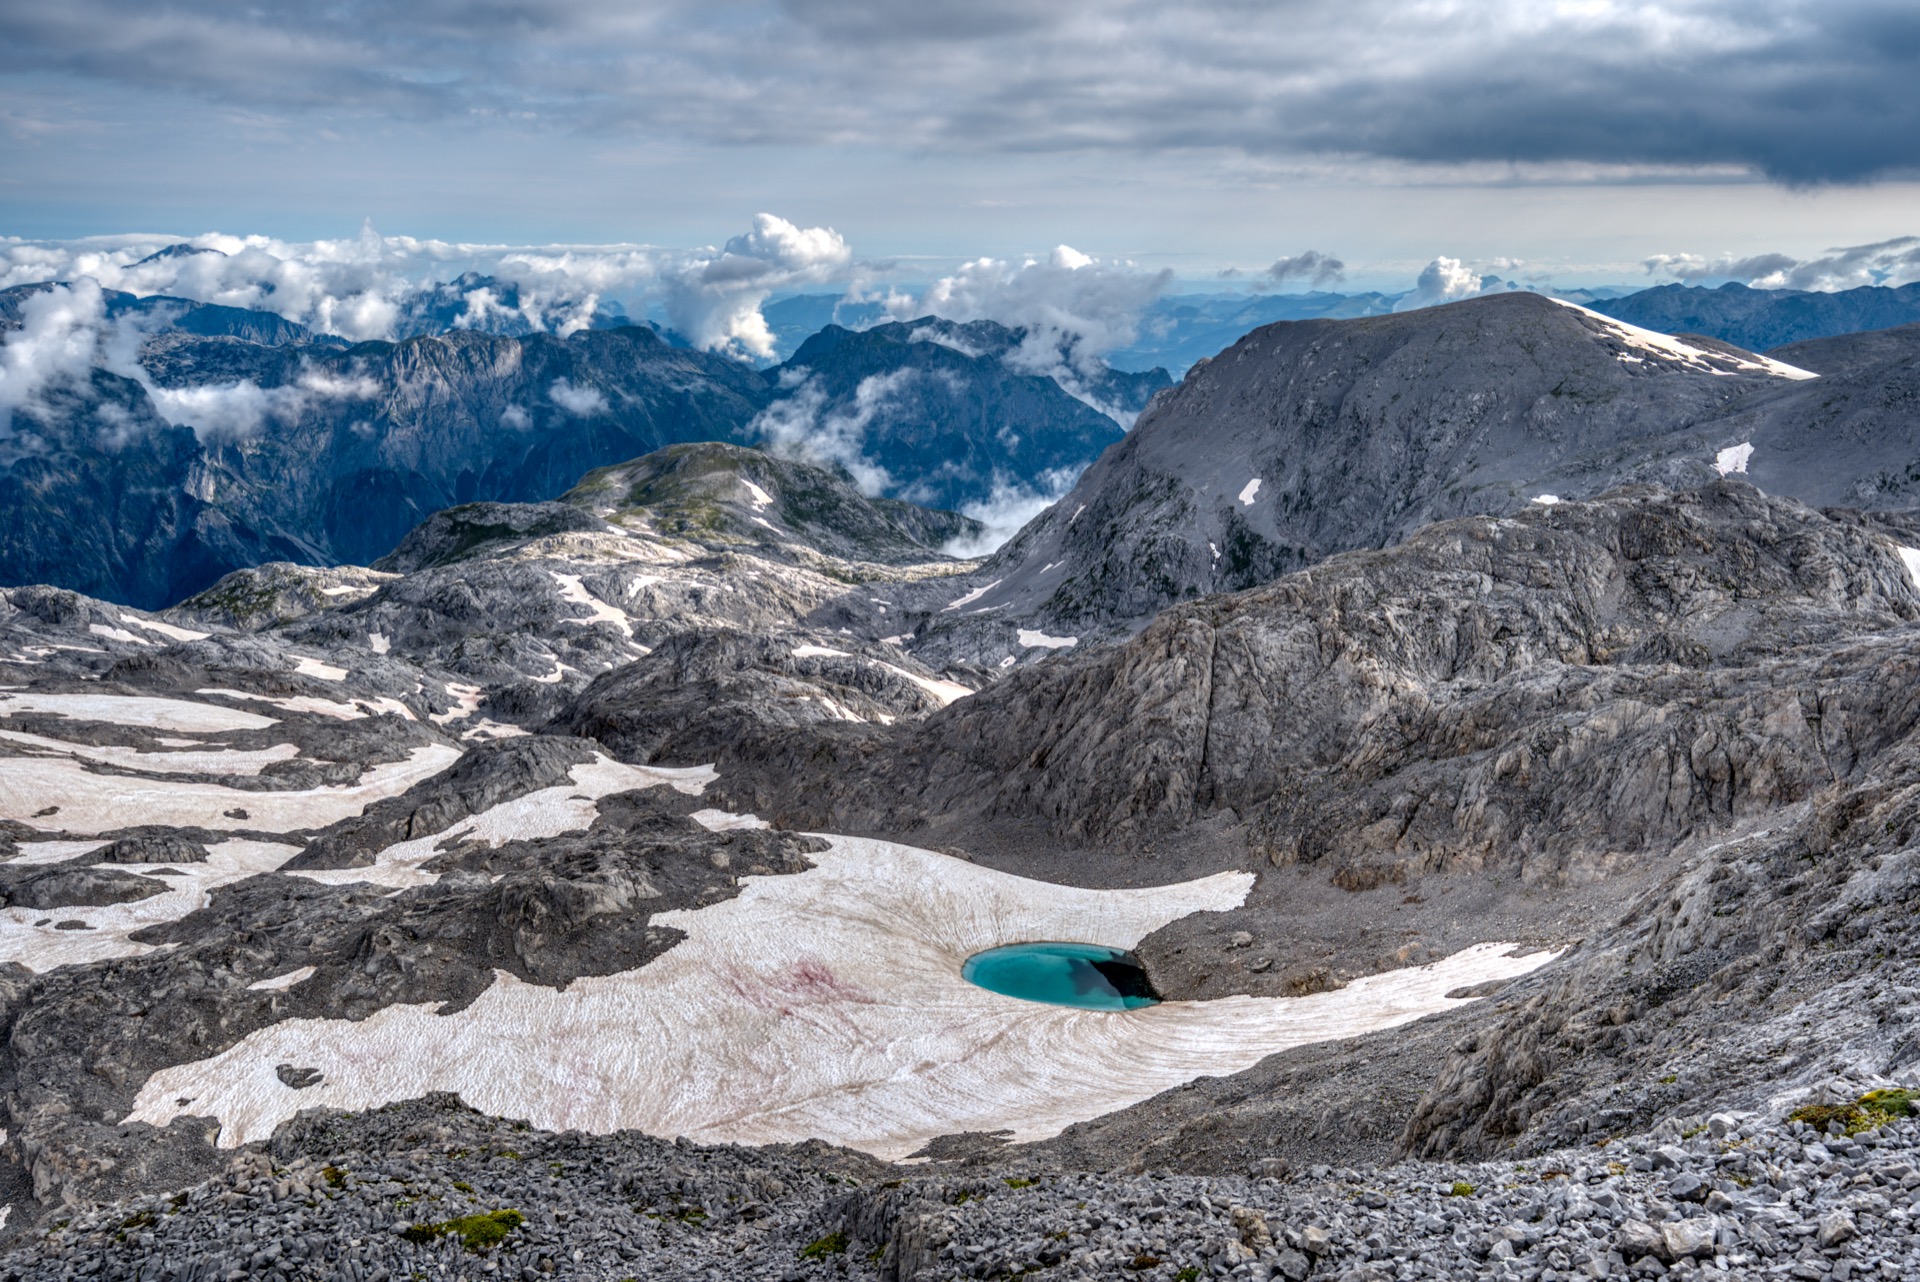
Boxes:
[961,942,1162,1011]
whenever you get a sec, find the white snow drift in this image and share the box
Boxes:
[1714,442,1755,477]
[1,744,461,836]
[1017,629,1078,650]
[130,835,1558,1159]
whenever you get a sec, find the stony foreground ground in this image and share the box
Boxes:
[3,1092,1917,1281]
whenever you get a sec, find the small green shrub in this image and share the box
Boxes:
[1448,1182,1475,1197]
[322,1167,347,1189]
[1003,1176,1037,1189]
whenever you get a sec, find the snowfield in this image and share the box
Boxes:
[129,834,1558,1159]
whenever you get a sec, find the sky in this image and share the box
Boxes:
[3,0,1919,340]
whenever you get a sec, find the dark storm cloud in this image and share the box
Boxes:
[2,0,1915,184]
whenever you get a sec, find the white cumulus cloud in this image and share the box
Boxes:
[748,369,911,495]
[0,226,662,344]
[1394,257,1485,312]
[893,245,1170,377]
[146,360,379,441]
[0,279,108,439]
[1262,250,1346,290]
[1643,238,1920,291]
[940,466,1083,559]
[548,377,608,416]
[664,214,854,360]
[146,381,302,441]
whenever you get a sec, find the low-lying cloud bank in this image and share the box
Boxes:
[0,217,854,354]
[941,467,1084,559]
[1643,237,1920,291]
[0,221,1177,378]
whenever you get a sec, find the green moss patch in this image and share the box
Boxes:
[1789,1088,1916,1136]
[400,1209,525,1253]
[799,1232,848,1260]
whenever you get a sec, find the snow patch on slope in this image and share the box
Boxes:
[0,691,277,734]
[551,572,635,640]
[1,745,461,836]
[1896,547,1920,588]
[1550,298,1819,380]
[198,689,416,722]
[1017,629,1078,650]
[248,966,316,992]
[122,616,210,643]
[1714,442,1755,477]
[942,579,1003,612]
[0,729,299,776]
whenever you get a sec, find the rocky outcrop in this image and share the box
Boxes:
[723,484,1920,859]
[562,441,981,565]
[171,562,397,632]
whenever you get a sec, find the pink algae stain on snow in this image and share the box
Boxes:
[722,956,879,1033]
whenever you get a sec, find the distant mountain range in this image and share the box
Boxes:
[7,262,1920,615]
[1101,279,1920,375]
[0,283,1162,607]
[1593,281,1920,352]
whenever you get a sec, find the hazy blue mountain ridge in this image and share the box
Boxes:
[0,287,1158,605]
[775,317,1169,508]
[1596,281,1920,351]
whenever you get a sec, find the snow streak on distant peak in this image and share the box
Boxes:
[1547,297,1818,381]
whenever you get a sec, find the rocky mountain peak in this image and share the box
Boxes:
[564,441,981,566]
[897,291,1887,660]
